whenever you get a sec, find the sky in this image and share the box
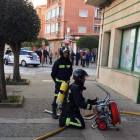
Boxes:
[31,0,46,8]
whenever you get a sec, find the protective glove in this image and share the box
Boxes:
[90,97,99,105]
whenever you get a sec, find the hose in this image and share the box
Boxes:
[34,112,95,140]
[34,111,140,140]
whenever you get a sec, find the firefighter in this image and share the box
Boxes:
[51,46,73,119]
[59,69,97,129]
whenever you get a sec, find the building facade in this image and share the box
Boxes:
[35,5,46,38]
[85,0,140,103]
[36,0,101,55]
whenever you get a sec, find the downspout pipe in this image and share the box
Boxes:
[97,8,105,79]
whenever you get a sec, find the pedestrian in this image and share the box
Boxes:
[76,50,80,66]
[86,52,90,67]
[43,48,48,64]
[82,50,86,67]
[51,46,73,119]
[35,48,39,56]
[59,69,97,129]
[5,48,12,55]
[71,50,75,66]
[93,52,97,63]
[80,50,83,65]
[55,51,57,57]
[49,50,53,65]
[38,48,42,64]
[91,52,94,63]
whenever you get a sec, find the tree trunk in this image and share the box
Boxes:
[0,36,7,100]
[11,43,21,81]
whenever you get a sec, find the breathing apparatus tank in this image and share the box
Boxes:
[56,82,68,109]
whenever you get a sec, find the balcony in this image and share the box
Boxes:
[85,0,114,8]
[47,0,61,8]
[45,15,61,23]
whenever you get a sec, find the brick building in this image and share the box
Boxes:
[35,5,46,38]
[36,0,101,55]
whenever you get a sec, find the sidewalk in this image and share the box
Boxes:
[1,63,140,140]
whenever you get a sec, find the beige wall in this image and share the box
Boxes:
[96,0,140,101]
[98,67,139,102]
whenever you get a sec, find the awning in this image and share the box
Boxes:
[85,0,115,8]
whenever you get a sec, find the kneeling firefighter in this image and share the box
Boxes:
[59,69,97,129]
[51,46,73,119]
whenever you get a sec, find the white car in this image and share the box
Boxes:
[4,50,40,67]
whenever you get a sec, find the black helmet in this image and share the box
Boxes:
[73,69,88,82]
[60,46,69,58]
[60,46,69,53]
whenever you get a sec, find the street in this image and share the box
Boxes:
[0,58,140,140]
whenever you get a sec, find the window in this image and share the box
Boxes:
[46,25,50,35]
[120,29,136,70]
[79,9,88,17]
[134,28,140,72]
[61,9,64,16]
[95,8,101,20]
[52,9,55,19]
[61,25,63,32]
[94,24,100,33]
[45,13,47,21]
[78,26,87,33]
[51,24,55,34]
[47,11,51,21]
[56,6,61,18]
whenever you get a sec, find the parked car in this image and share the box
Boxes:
[4,50,40,67]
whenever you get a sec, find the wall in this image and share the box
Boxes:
[97,0,140,101]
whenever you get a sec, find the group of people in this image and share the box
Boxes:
[35,48,53,65]
[70,50,97,67]
[51,46,97,129]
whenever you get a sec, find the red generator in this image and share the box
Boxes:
[92,83,121,131]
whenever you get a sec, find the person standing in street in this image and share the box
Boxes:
[86,52,90,67]
[91,52,94,63]
[35,48,39,56]
[93,52,97,63]
[49,50,53,65]
[71,51,75,66]
[38,48,42,64]
[51,46,73,119]
[82,50,86,67]
[5,48,12,55]
[80,50,83,66]
[43,48,48,64]
[76,50,80,66]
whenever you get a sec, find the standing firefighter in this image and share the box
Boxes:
[51,46,73,119]
[59,69,97,129]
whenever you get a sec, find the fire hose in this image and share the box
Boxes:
[34,111,140,140]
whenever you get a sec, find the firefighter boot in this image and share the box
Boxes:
[52,105,58,119]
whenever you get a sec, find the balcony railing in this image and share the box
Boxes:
[95,17,101,20]
[45,15,61,23]
[45,31,60,36]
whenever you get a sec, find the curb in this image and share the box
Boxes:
[0,96,25,108]
[6,79,30,85]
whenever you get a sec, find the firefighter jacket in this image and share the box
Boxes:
[51,58,73,83]
[62,82,97,116]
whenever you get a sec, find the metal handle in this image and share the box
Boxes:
[94,82,111,103]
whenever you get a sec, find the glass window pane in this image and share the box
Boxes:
[47,25,50,34]
[47,11,51,20]
[120,29,136,70]
[56,23,58,32]
[52,9,55,18]
[134,28,140,72]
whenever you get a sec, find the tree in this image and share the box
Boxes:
[5,0,41,81]
[0,0,9,100]
[33,37,49,48]
[76,36,99,53]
